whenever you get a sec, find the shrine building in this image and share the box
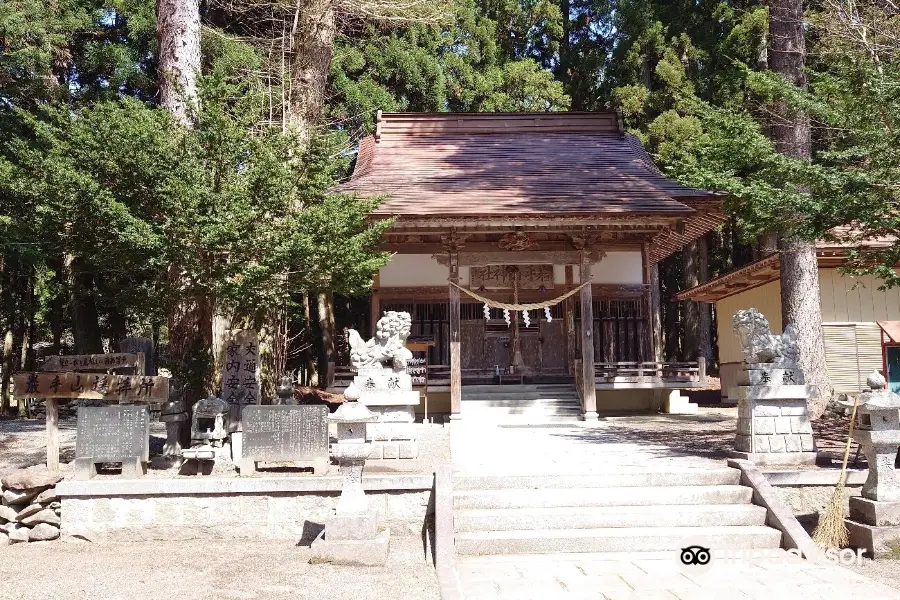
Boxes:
[330,111,726,419]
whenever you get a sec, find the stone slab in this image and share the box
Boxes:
[326,509,379,541]
[731,385,813,401]
[310,528,390,566]
[726,450,818,466]
[850,496,900,527]
[358,391,421,407]
[76,405,150,463]
[846,518,900,557]
[57,474,434,497]
[737,368,806,386]
[242,405,328,462]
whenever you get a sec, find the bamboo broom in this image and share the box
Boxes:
[812,395,860,549]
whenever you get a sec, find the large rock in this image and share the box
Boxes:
[28,523,59,542]
[1,465,62,491]
[34,487,59,504]
[15,503,42,521]
[3,488,39,505]
[0,505,17,523]
[8,525,29,543]
[20,508,60,527]
[0,533,8,547]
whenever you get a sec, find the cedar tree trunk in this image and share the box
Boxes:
[769,0,832,417]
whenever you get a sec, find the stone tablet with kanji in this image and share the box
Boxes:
[74,405,151,479]
[239,405,329,475]
[221,330,262,430]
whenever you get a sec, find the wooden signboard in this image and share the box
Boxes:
[13,372,169,402]
[74,406,151,479]
[240,405,329,475]
[13,372,168,471]
[470,264,554,290]
[42,353,145,374]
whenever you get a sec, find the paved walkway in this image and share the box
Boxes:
[450,418,900,600]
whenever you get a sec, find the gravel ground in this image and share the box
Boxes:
[0,535,438,600]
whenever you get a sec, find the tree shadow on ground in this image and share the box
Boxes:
[550,415,736,461]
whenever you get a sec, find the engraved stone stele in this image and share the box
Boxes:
[845,372,900,556]
[310,392,389,566]
[238,405,329,475]
[346,311,420,460]
[727,309,817,466]
[73,405,151,480]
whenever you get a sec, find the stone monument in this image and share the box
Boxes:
[310,386,389,566]
[728,309,817,465]
[346,311,420,460]
[846,372,900,556]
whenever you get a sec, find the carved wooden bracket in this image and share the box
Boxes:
[440,230,469,253]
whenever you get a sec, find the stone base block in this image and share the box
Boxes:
[370,441,418,460]
[726,450,818,466]
[74,457,146,480]
[327,509,379,541]
[850,496,900,527]
[310,529,390,566]
[846,519,900,557]
[238,456,328,476]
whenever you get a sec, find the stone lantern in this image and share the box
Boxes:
[854,372,900,502]
[846,371,900,556]
[311,383,390,566]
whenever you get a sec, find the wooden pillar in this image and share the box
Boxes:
[46,398,59,471]
[580,251,598,420]
[449,252,462,420]
[649,263,663,362]
[564,266,576,375]
[370,272,381,337]
[640,243,654,363]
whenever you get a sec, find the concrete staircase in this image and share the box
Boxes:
[453,467,782,555]
[460,384,581,423]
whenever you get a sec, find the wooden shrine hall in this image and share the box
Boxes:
[331,111,725,419]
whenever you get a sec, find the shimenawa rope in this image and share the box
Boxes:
[448,280,590,311]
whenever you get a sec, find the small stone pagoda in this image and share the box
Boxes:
[846,371,900,556]
[728,309,817,465]
[346,311,420,460]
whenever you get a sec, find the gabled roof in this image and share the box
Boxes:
[331,112,715,218]
[674,235,889,303]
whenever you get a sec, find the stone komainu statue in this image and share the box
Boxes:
[732,308,800,366]
[348,311,413,373]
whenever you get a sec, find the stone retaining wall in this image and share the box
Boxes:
[58,475,433,542]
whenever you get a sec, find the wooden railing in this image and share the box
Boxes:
[594,357,707,387]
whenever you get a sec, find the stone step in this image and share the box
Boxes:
[453,468,741,490]
[459,407,582,416]
[455,525,782,555]
[461,397,580,403]
[453,485,753,510]
[454,504,767,532]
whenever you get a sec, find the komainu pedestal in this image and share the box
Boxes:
[346,311,420,460]
[727,309,817,466]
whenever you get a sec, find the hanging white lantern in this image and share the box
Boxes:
[523,310,531,327]
[503,309,511,326]
[483,303,490,320]
[545,306,552,322]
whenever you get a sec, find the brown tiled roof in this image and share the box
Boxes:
[331,112,714,217]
